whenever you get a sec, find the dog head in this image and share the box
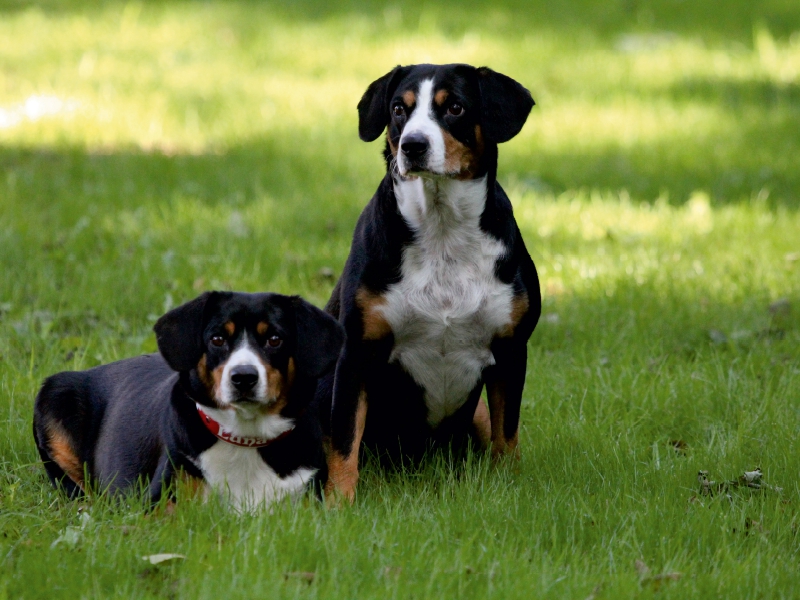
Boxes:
[358,63,534,179]
[154,292,344,417]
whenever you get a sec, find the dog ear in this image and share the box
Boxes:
[154,292,223,372]
[357,65,408,142]
[291,297,345,378]
[477,67,535,144]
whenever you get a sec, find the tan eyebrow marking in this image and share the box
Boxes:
[402,90,416,106]
[257,321,269,336]
[434,89,449,106]
[224,321,235,336]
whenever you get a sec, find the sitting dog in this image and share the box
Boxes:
[320,63,542,502]
[33,291,344,511]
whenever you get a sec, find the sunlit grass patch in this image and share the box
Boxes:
[515,189,800,300]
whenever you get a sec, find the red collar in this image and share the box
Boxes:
[196,405,294,448]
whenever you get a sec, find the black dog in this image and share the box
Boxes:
[320,63,541,502]
[33,292,344,511]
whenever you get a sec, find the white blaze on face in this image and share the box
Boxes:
[397,78,446,176]
[218,338,268,407]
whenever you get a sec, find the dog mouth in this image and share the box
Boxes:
[405,160,429,174]
[225,396,278,420]
[398,157,448,179]
[231,395,261,405]
[229,393,275,408]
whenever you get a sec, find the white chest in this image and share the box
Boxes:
[382,176,514,426]
[197,443,316,513]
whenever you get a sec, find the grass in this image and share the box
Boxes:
[1,0,800,597]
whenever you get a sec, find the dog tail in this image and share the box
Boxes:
[33,372,92,498]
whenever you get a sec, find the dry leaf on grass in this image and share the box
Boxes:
[142,554,185,565]
[51,510,94,549]
[317,267,335,281]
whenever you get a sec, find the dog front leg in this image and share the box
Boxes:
[325,346,368,505]
[485,338,527,458]
[148,452,175,508]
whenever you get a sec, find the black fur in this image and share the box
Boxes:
[476,66,535,143]
[321,63,542,483]
[357,65,411,142]
[154,291,219,373]
[33,292,344,505]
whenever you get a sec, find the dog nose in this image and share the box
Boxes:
[230,365,258,392]
[401,133,429,159]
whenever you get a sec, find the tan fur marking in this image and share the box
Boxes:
[47,426,84,489]
[256,321,269,336]
[434,89,449,106]
[197,354,224,405]
[224,321,235,336]
[475,124,485,156]
[325,390,367,506]
[487,380,520,459]
[355,287,392,341]
[472,397,492,450]
[442,130,472,176]
[443,125,485,180]
[402,90,416,107]
[286,356,296,389]
[256,357,295,415]
[499,293,530,337]
[265,365,285,404]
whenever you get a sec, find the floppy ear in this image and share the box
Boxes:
[292,296,345,379]
[357,65,408,142]
[154,292,222,372]
[476,67,535,144]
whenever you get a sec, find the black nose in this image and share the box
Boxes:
[230,365,258,392]
[401,133,429,159]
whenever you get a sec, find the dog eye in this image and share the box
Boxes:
[267,335,282,348]
[210,336,225,347]
[447,103,464,116]
[392,104,405,117]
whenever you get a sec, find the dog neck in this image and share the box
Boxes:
[196,404,294,448]
[195,403,295,443]
[392,174,488,237]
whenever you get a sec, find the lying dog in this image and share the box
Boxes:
[33,291,344,511]
[320,63,542,502]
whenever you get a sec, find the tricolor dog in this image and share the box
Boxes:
[319,63,542,502]
[33,292,344,512]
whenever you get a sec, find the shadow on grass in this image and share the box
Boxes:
[669,78,800,108]
[3,79,798,212]
[513,74,800,204]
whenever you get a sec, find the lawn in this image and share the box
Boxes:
[1,0,800,597]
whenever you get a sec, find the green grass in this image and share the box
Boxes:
[1,0,800,597]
